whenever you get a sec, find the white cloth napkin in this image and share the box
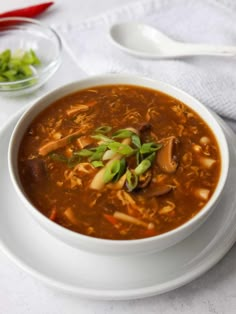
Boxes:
[58,0,236,131]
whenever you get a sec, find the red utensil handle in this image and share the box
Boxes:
[0,2,54,19]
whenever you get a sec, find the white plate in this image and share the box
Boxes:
[0,108,236,301]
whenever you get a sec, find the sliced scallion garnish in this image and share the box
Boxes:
[131,134,141,148]
[112,129,134,139]
[139,142,162,155]
[103,159,121,183]
[107,141,135,156]
[95,126,112,134]
[126,169,138,191]
[75,149,93,157]
[145,152,156,163]
[91,160,104,168]
[91,134,113,142]
[113,158,126,182]
[134,159,152,176]
[49,153,68,163]
[89,145,107,161]
[0,48,41,83]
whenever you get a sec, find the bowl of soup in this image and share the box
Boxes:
[8,74,229,255]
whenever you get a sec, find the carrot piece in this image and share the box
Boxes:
[142,228,157,238]
[49,207,57,221]
[103,213,118,226]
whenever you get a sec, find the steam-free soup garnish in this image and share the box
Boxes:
[18,85,221,240]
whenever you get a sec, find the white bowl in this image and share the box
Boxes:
[8,74,229,256]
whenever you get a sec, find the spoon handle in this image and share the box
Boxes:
[175,43,236,57]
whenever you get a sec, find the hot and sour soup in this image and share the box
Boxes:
[18,85,221,240]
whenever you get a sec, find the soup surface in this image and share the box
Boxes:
[18,85,221,240]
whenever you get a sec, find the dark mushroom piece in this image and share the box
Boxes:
[138,122,152,133]
[25,158,46,182]
[157,136,179,173]
[144,185,173,198]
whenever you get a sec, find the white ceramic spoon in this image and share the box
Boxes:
[109,22,236,59]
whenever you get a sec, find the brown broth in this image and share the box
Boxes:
[18,85,221,240]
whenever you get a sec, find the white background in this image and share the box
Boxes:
[0,1,236,313]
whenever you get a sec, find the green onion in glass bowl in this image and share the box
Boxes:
[0,17,62,96]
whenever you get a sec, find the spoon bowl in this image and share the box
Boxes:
[110,22,236,59]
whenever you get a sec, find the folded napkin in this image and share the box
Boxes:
[58,0,236,131]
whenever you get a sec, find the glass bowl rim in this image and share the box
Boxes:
[0,16,62,87]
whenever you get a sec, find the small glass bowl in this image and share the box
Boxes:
[0,17,62,96]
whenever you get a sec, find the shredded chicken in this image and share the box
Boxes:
[158,201,175,215]
[64,163,95,189]
[66,104,89,116]
[116,190,144,215]
[145,107,159,121]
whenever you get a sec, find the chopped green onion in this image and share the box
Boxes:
[140,142,162,155]
[0,75,6,82]
[22,49,41,65]
[91,160,104,168]
[145,152,156,164]
[134,159,152,176]
[112,129,134,139]
[49,153,68,163]
[91,134,113,142]
[103,160,121,183]
[89,150,105,161]
[95,126,112,134]
[131,134,141,148]
[89,144,107,161]
[89,144,108,152]
[2,70,17,81]
[75,149,93,157]
[136,151,142,166]
[126,169,138,191]
[68,154,81,168]
[0,49,11,63]
[108,141,135,156]
[19,65,33,77]
[0,49,41,84]
[113,158,126,182]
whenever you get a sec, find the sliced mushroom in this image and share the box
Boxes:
[157,136,179,173]
[39,130,81,156]
[144,185,173,198]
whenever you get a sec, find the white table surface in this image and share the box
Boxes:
[1,1,236,313]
